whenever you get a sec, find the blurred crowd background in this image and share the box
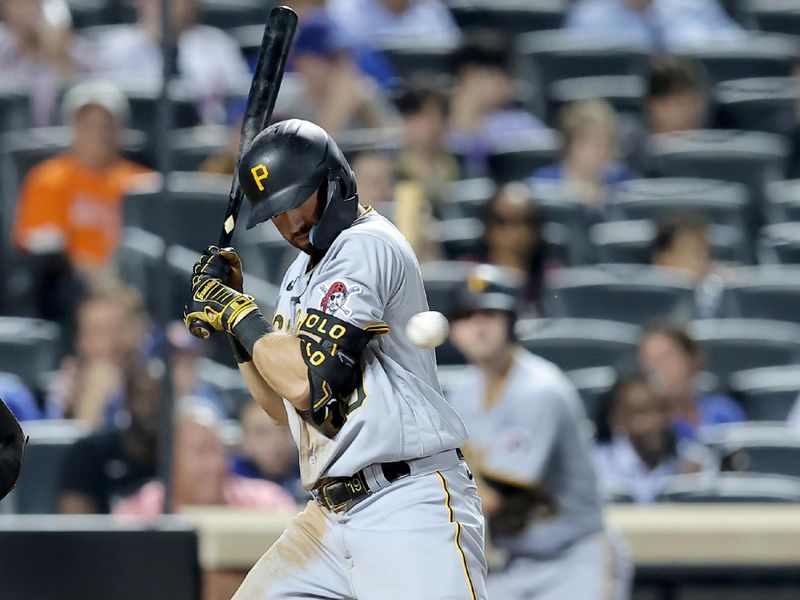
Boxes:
[2,0,800,573]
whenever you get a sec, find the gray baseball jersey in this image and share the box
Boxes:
[448,348,604,555]
[272,207,469,489]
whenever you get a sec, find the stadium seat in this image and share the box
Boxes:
[728,366,800,421]
[714,78,798,137]
[548,75,645,122]
[608,178,749,230]
[170,126,231,172]
[236,222,302,285]
[684,34,799,84]
[486,130,562,183]
[122,172,230,252]
[765,179,800,223]
[700,423,800,478]
[8,420,88,514]
[196,358,251,418]
[0,82,31,134]
[656,473,800,503]
[689,319,800,382]
[67,0,115,29]
[516,318,640,372]
[435,178,496,221]
[564,366,617,422]
[116,227,166,318]
[0,318,60,389]
[722,266,800,323]
[760,223,800,263]
[747,0,800,37]
[447,0,566,36]
[379,39,459,79]
[590,220,746,265]
[544,265,696,325]
[430,218,484,261]
[648,129,789,237]
[516,30,649,92]
[530,180,590,264]
[118,0,267,30]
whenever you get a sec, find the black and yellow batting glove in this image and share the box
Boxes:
[184,276,258,334]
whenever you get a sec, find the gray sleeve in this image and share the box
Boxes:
[481,377,575,487]
[309,232,403,331]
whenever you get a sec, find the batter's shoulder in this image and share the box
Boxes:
[331,209,413,263]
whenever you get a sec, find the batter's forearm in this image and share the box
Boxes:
[250,333,311,412]
[237,361,289,426]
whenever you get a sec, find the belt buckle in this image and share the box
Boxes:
[317,472,369,513]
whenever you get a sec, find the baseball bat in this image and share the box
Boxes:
[189,5,298,340]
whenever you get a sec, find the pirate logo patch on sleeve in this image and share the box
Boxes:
[319,280,362,317]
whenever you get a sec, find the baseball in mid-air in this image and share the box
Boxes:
[405,311,450,348]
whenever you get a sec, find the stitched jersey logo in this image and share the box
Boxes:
[319,280,361,317]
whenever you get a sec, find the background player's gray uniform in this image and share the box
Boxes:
[234,208,488,600]
[449,348,632,600]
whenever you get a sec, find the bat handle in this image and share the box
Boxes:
[189,318,213,340]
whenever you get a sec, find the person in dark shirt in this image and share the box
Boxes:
[58,359,161,513]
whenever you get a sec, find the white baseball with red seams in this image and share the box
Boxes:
[405,311,449,349]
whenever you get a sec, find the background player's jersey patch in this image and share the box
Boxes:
[319,280,362,317]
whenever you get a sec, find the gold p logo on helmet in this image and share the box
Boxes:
[467,272,489,294]
[250,164,270,191]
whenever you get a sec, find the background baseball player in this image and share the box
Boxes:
[447,265,632,600]
[184,118,488,600]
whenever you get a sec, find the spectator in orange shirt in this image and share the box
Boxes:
[13,80,151,278]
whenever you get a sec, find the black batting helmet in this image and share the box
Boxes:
[450,264,521,322]
[238,119,358,250]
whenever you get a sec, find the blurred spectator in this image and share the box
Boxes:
[0,0,93,126]
[448,33,546,177]
[394,81,460,205]
[565,0,743,52]
[115,402,295,519]
[0,374,42,421]
[534,99,634,219]
[13,81,151,279]
[275,11,399,136]
[232,400,304,501]
[646,56,707,136]
[49,284,149,425]
[447,265,631,599]
[93,0,249,123]
[476,183,554,317]
[638,323,745,443]
[58,359,161,514]
[593,371,712,503]
[327,0,459,46]
[651,215,726,318]
[351,151,395,206]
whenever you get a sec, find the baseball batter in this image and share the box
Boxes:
[184,119,487,600]
[447,266,632,600]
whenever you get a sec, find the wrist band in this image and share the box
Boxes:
[233,309,272,356]
[228,334,251,364]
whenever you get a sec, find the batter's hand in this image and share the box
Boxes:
[194,246,244,292]
[184,256,258,334]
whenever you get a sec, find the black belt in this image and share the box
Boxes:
[313,449,464,513]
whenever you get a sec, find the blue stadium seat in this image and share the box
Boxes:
[656,473,800,503]
[548,75,645,121]
[430,218,484,261]
[685,34,799,84]
[67,0,115,29]
[516,318,640,372]
[122,172,230,252]
[435,178,496,221]
[689,319,800,382]
[117,0,267,30]
[590,220,746,265]
[486,130,561,183]
[0,318,61,390]
[728,366,800,421]
[747,0,800,36]
[700,423,800,479]
[448,0,566,35]
[722,266,800,323]
[564,366,617,422]
[760,223,800,264]
[8,420,88,514]
[516,30,648,92]
[0,82,31,134]
[609,178,749,230]
[170,126,231,173]
[714,78,798,137]
[544,265,696,325]
[379,39,459,79]
[765,180,800,223]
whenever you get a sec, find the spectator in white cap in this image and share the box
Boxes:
[14,79,151,278]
